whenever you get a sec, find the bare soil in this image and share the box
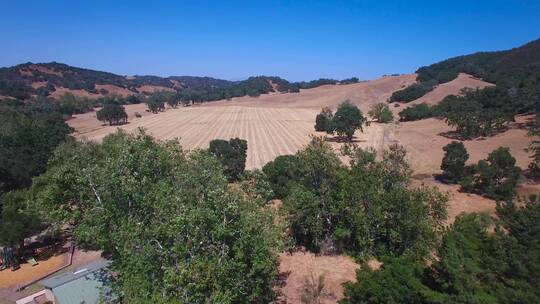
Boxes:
[277,252,358,304]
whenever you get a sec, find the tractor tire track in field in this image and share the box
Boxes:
[74,106,319,169]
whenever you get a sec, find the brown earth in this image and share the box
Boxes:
[19,65,63,77]
[0,254,67,289]
[136,85,175,94]
[208,74,416,111]
[277,252,358,304]
[409,73,492,106]
[31,81,48,89]
[95,84,135,96]
[50,86,100,99]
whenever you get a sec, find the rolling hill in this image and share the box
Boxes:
[391,38,540,104]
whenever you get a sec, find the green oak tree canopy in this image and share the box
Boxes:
[440,141,469,183]
[209,138,248,181]
[332,100,366,141]
[96,103,128,126]
[33,130,281,303]
[368,102,394,123]
[314,107,334,133]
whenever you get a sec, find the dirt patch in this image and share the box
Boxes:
[49,86,100,99]
[0,254,67,289]
[276,251,358,304]
[95,84,134,96]
[31,81,48,89]
[136,85,175,94]
[411,177,496,223]
[206,74,416,111]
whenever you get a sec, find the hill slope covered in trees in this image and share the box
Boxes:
[0,62,360,101]
[391,38,540,108]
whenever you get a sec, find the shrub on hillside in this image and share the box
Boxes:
[398,103,435,121]
[368,102,394,123]
[389,80,437,103]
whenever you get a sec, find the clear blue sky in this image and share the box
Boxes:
[1,0,539,81]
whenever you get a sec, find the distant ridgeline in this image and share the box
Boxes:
[391,38,540,114]
[0,62,359,102]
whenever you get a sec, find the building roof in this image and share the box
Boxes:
[40,260,112,304]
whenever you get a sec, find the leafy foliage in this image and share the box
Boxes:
[145,93,166,113]
[438,88,515,139]
[277,139,447,257]
[262,155,301,199]
[528,108,540,177]
[460,147,521,200]
[96,103,128,125]
[390,80,437,103]
[33,130,281,303]
[0,190,43,247]
[440,141,469,183]
[314,107,334,132]
[209,138,248,181]
[368,102,394,123]
[0,100,72,194]
[342,200,540,304]
[398,103,435,121]
[332,101,366,141]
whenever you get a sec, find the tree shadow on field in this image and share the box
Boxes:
[100,121,130,127]
[512,114,536,130]
[324,136,364,143]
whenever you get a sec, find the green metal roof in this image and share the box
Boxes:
[41,260,112,304]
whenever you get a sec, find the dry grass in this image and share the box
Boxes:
[277,252,358,304]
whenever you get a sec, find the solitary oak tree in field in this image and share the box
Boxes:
[440,141,469,183]
[333,100,366,141]
[96,103,128,125]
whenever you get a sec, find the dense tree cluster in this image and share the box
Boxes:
[145,94,166,113]
[440,143,521,201]
[342,197,540,304]
[398,103,436,121]
[209,138,248,181]
[96,103,128,126]
[439,88,515,139]
[314,107,334,133]
[368,102,394,123]
[314,101,367,141]
[0,100,72,195]
[390,80,437,103]
[0,99,71,249]
[528,106,540,177]
[264,139,447,257]
[33,131,281,303]
[459,147,522,200]
[391,39,540,122]
[398,87,516,139]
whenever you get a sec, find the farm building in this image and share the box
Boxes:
[16,260,112,304]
